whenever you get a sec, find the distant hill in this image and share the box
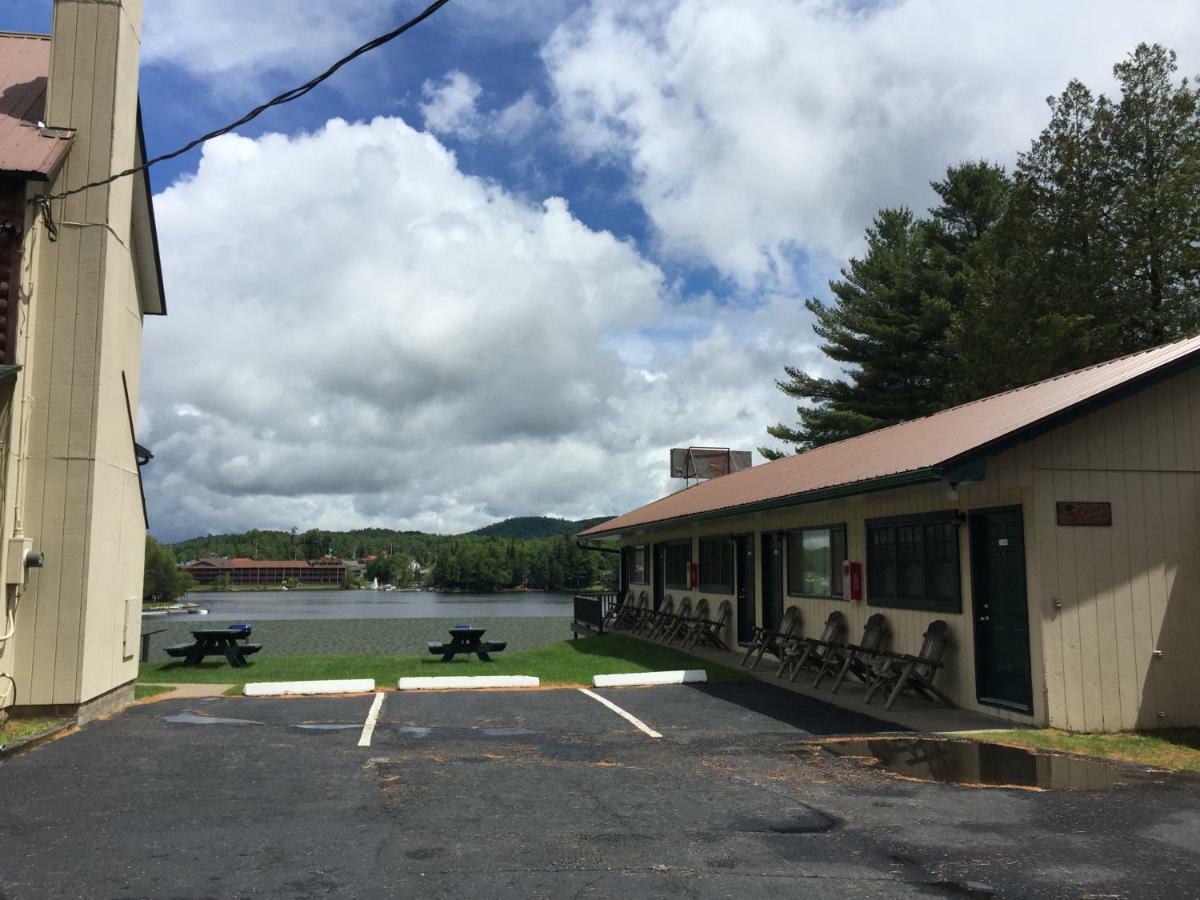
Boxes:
[467,516,610,539]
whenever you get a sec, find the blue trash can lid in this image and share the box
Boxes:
[453,623,472,629]
[228,623,252,632]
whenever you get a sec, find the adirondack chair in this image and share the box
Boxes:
[603,589,634,628]
[672,597,709,647]
[775,610,847,681]
[615,591,649,631]
[864,619,955,711]
[659,597,694,644]
[640,595,674,638]
[683,599,731,651]
[741,606,802,670]
[815,612,889,693]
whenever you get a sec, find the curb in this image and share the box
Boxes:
[593,670,707,688]
[243,679,376,697]
[397,675,540,690]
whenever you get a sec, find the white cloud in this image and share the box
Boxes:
[420,70,485,139]
[143,116,804,539]
[141,0,404,83]
[420,72,546,143]
[543,0,1200,287]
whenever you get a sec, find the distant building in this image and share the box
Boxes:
[182,558,348,587]
[0,1,166,722]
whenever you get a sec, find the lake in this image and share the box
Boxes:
[155,589,575,621]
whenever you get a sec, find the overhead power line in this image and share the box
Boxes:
[32,0,452,235]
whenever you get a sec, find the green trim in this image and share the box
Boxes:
[698,535,733,595]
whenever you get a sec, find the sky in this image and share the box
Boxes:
[4,1,1200,541]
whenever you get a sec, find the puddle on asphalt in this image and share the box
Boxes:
[163,713,262,726]
[479,727,537,737]
[292,723,360,731]
[389,726,432,738]
[816,738,1159,790]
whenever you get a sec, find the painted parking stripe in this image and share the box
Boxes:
[578,688,662,739]
[357,692,385,747]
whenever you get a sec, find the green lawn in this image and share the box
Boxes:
[0,717,68,746]
[974,728,1200,772]
[139,634,749,688]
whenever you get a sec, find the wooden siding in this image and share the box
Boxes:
[10,0,147,706]
[619,367,1200,731]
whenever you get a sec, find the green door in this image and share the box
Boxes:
[761,532,784,632]
[970,507,1033,713]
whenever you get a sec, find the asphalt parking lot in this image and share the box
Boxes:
[2,682,1199,898]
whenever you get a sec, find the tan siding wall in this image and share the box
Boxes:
[11,0,147,706]
[619,366,1200,731]
[1024,367,1200,731]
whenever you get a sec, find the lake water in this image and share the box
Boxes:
[155,589,574,621]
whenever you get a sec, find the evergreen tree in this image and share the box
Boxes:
[763,163,1008,454]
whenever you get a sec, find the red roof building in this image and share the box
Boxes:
[585,336,1200,733]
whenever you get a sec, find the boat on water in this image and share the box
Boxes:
[142,601,209,617]
[370,577,379,591]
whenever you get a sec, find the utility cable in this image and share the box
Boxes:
[32,0,452,236]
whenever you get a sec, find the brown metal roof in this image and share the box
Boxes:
[0,32,74,180]
[581,334,1200,538]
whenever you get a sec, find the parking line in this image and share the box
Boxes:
[578,688,662,739]
[357,692,386,747]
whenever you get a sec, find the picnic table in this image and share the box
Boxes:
[164,626,262,667]
[428,626,507,662]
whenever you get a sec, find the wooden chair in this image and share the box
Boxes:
[740,606,802,670]
[640,595,674,638]
[683,599,731,651]
[659,597,694,644]
[864,620,955,711]
[603,589,634,628]
[615,591,649,631]
[775,610,847,681]
[672,597,709,647]
[814,612,889,692]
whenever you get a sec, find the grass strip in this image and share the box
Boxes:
[134,684,176,700]
[139,634,750,688]
[974,727,1200,772]
[0,717,68,746]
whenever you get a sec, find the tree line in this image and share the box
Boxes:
[764,44,1200,454]
[154,527,616,599]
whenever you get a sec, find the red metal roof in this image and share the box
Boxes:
[581,335,1200,537]
[0,32,74,179]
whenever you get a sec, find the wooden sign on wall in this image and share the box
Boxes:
[1056,501,1112,527]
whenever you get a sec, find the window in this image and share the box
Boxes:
[866,512,961,612]
[699,536,733,593]
[787,525,846,598]
[630,544,648,584]
[664,541,692,589]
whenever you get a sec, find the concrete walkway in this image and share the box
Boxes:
[136,683,234,701]
[680,641,1018,734]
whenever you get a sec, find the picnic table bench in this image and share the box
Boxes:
[164,626,261,667]
[428,626,506,662]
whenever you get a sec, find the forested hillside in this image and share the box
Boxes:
[468,516,608,539]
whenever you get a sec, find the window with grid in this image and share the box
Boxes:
[866,513,961,612]
[629,544,649,584]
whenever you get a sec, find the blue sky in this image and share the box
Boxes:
[4,1,1198,540]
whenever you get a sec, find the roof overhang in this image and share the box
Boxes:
[579,467,946,541]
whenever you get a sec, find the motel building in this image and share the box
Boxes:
[582,336,1200,732]
[0,2,164,721]
[182,558,348,588]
